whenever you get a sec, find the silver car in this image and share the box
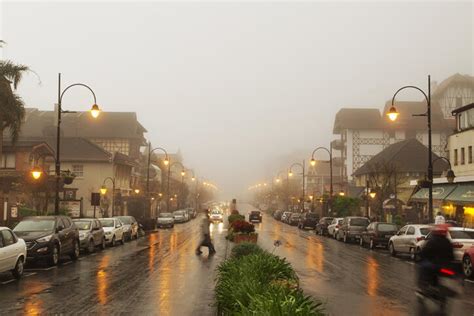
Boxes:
[73,219,106,253]
[173,210,187,223]
[157,213,175,228]
[388,224,431,257]
[327,217,344,239]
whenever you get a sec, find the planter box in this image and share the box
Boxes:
[234,233,258,244]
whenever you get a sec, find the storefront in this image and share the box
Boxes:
[409,184,457,222]
[444,184,474,228]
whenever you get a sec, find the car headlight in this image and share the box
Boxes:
[37,234,53,243]
[79,233,86,239]
[105,231,112,235]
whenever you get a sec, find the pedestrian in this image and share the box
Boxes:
[196,211,216,255]
[434,211,446,224]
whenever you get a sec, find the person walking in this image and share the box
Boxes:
[435,211,446,224]
[196,210,216,255]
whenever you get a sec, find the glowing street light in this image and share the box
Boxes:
[100,185,107,195]
[90,104,101,118]
[31,167,43,180]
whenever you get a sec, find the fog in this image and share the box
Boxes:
[1,1,473,199]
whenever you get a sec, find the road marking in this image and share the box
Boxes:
[24,272,36,277]
[62,261,72,266]
[405,261,415,266]
[465,279,474,284]
[1,279,16,285]
[25,266,57,271]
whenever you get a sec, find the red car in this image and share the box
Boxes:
[463,246,474,279]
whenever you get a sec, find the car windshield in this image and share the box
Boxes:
[378,224,397,232]
[159,213,173,218]
[251,211,260,215]
[307,213,319,219]
[100,219,115,227]
[350,218,369,226]
[291,214,300,218]
[450,230,474,239]
[73,221,91,230]
[420,228,431,236]
[118,217,132,224]
[174,211,185,216]
[14,219,55,232]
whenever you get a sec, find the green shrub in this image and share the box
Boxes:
[215,251,323,315]
[231,243,263,259]
[228,214,245,225]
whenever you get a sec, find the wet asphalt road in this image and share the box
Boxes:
[1,203,473,315]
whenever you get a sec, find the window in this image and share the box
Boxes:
[1,153,16,169]
[398,226,408,235]
[461,148,465,165]
[458,108,474,131]
[469,146,473,164]
[1,230,16,246]
[72,165,84,177]
[454,149,458,166]
[406,227,415,235]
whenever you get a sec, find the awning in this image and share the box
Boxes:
[445,185,474,205]
[410,184,457,202]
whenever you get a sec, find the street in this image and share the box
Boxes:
[1,204,473,315]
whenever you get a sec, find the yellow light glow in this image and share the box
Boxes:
[158,193,163,197]
[387,106,399,122]
[164,159,169,166]
[309,195,314,200]
[181,171,186,177]
[90,104,100,119]
[369,192,376,199]
[288,172,293,177]
[276,178,281,183]
[192,177,196,181]
[100,186,107,195]
[464,207,474,216]
[31,168,42,180]
[339,191,345,196]
[134,189,140,194]
[310,159,316,167]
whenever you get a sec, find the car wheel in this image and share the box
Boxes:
[120,234,125,245]
[70,240,80,260]
[369,239,375,250]
[87,239,95,253]
[111,236,116,247]
[410,247,419,261]
[48,245,60,266]
[389,242,397,257]
[11,257,24,279]
[100,238,106,250]
[463,255,473,278]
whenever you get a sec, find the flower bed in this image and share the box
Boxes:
[215,243,324,315]
[226,218,258,243]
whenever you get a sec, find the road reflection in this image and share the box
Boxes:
[366,256,379,297]
[149,233,157,272]
[97,254,110,305]
[306,238,324,273]
[22,281,44,315]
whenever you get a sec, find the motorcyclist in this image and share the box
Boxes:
[418,224,454,288]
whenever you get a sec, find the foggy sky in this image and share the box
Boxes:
[1,1,473,199]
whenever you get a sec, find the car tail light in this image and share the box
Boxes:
[439,268,455,276]
[452,242,463,249]
[336,225,339,228]
[416,236,425,242]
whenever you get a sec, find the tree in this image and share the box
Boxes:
[0,41,33,161]
[332,195,360,217]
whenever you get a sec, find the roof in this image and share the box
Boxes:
[353,139,449,176]
[432,73,474,100]
[11,109,147,143]
[114,152,139,167]
[333,108,382,134]
[452,102,474,115]
[44,137,112,162]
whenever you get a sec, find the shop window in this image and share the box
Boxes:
[469,146,473,164]
[461,148,465,165]
[1,153,16,169]
[454,149,458,166]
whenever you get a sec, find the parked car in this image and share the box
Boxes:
[327,217,344,239]
[115,216,139,241]
[288,213,301,226]
[187,208,197,219]
[273,210,283,221]
[281,212,292,223]
[13,216,80,266]
[359,222,398,249]
[173,210,188,223]
[209,209,224,222]
[72,218,106,253]
[297,212,319,230]
[99,218,125,246]
[0,227,26,279]
[388,224,431,257]
[413,227,474,262]
[249,211,262,223]
[314,216,333,234]
[157,213,175,228]
[462,246,474,278]
[337,216,370,243]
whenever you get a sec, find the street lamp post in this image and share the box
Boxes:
[288,161,306,212]
[145,142,169,215]
[100,177,115,217]
[310,146,333,216]
[387,75,434,221]
[432,157,456,183]
[55,73,100,215]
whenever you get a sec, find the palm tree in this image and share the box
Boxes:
[0,41,30,162]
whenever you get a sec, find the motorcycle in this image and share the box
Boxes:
[416,265,462,315]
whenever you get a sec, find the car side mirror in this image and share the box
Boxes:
[397,231,402,236]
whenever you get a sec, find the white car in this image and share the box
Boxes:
[0,227,26,279]
[414,227,474,262]
[99,218,125,246]
[210,210,223,222]
[327,217,344,239]
[388,224,431,257]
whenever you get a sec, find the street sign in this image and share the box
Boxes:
[91,193,101,206]
[10,206,18,218]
